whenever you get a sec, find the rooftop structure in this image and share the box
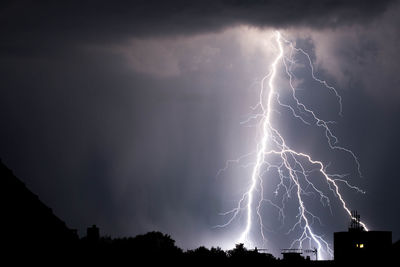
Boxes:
[334,211,392,262]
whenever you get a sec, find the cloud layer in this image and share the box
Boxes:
[1,1,395,45]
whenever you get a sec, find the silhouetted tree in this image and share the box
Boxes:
[210,246,228,261]
[185,245,228,264]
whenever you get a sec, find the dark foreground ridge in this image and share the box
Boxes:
[1,159,399,265]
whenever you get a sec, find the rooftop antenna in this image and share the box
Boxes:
[304,248,318,261]
[349,210,364,232]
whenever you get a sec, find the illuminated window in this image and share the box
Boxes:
[359,244,364,248]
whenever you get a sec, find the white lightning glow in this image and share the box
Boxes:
[216,31,368,260]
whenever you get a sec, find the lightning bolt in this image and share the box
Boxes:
[216,31,368,260]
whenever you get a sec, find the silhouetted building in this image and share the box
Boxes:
[281,249,305,261]
[334,211,392,262]
[87,224,100,242]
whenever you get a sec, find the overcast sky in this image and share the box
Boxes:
[1,0,400,258]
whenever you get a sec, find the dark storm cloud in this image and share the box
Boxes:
[0,0,396,50]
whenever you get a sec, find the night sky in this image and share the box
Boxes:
[1,0,400,258]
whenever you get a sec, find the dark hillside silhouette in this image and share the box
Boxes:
[0,159,78,260]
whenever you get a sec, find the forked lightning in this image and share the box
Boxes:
[216,31,368,260]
